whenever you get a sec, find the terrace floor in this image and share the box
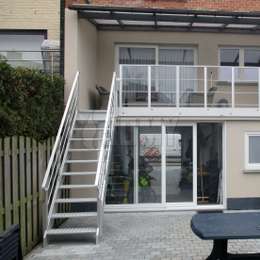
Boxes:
[26,211,260,260]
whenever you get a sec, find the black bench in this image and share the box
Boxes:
[191,212,260,260]
[0,225,22,260]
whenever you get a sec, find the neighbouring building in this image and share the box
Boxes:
[0,0,61,74]
[42,0,260,244]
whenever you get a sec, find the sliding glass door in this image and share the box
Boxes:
[107,123,223,208]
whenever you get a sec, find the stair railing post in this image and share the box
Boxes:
[176,66,180,108]
[119,65,123,108]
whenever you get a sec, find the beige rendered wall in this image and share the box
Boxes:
[96,31,260,91]
[226,121,260,198]
[77,19,97,109]
[0,0,60,40]
[64,14,97,108]
[64,9,78,101]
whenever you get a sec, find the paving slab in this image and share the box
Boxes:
[25,211,260,260]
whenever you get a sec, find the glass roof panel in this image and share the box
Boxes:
[94,19,118,25]
[192,23,224,27]
[226,24,257,28]
[122,20,155,25]
[157,21,190,26]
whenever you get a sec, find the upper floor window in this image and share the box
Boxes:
[244,49,260,67]
[219,47,260,81]
[219,47,260,67]
[220,48,239,66]
[118,45,196,66]
[245,133,260,171]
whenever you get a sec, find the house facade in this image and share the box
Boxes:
[41,0,260,244]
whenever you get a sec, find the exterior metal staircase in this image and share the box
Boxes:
[42,72,117,245]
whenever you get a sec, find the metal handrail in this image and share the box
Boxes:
[42,72,79,233]
[95,72,117,236]
[95,72,116,187]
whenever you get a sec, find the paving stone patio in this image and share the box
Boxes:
[26,211,260,260]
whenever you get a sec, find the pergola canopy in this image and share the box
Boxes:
[69,4,260,34]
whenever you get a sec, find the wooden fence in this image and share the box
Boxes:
[0,136,54,255]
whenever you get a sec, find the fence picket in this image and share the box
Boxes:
[26,138,33,250]
[38,142,45,238]
[19,137,26,254]
[4,138,11,228]
[12,137,19,225]
[32,139,38,244]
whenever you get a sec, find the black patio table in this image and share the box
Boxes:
[191,212,260,260]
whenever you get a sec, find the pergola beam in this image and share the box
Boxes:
[96,24,260,34]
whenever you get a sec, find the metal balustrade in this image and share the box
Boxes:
[95,72,117,236]
[42,72,79,242]
[118,65,260,111]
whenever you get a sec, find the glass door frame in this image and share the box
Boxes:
[105,121,226,211]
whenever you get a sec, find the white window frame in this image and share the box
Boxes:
[245,132,260,170]
[115,44,198,69]
[218,46,260,67]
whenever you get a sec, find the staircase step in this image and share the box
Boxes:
[70,138,102,141]
[66,160,98,163]
[59,184,95,189]
[46,227,97,235]
[61,171,96,176]
[51,212,97,219]
[68,148,100,152]
[74,128,104,131]
[55,198,97,203]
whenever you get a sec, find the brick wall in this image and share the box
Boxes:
[0,0,60,40]
[66,0,260,12]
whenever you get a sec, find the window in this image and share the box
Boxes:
[244,49,260,67]
[118,46,196,65]
[159,48,194,65]
[245,133,260,170]
[219,47,260,81]
[220,48,239,67]
[119,47,156,65]
[0,30,47,70]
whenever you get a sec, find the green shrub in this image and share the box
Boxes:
[0,61,64,141]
